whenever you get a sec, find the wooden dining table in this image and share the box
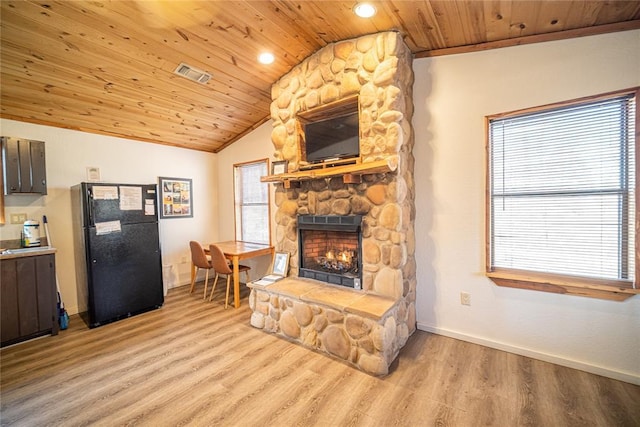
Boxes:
[191,240,274,308]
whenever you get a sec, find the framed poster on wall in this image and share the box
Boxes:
[159,176,193,218]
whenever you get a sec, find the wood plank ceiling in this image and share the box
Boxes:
[1,1,639,153]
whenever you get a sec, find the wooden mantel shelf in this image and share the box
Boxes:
[261,155,398,185]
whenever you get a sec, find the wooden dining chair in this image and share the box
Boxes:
[189,241,214,300]
[208,244,251,308]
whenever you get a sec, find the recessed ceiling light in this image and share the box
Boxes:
[258,52,275,65]
[354,2,376,18]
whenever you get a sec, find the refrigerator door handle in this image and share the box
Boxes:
[87,188,94,225]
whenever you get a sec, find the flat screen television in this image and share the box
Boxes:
[304,112,359,163]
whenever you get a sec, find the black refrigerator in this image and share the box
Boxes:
[71,182,164,328]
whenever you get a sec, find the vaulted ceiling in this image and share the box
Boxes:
[1,1,639,152]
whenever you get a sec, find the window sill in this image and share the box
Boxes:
[487,269,640,301]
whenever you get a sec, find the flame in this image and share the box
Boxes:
[323,249,353,267]
[313,247,357,274]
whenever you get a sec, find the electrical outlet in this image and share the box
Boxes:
[460,292,471,306]
[10,213,27,224]
[181,255,187,263]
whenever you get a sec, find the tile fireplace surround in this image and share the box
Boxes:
[248,31,416,376]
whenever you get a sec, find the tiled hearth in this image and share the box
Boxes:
[249,31,416,376]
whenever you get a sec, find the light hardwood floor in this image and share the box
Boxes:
[1,284,639,426]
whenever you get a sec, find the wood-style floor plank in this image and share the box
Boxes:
[1,284,639,426]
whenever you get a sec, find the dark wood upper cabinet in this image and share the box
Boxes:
[1,137,47,195]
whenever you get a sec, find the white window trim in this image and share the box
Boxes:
[233,159,271,245]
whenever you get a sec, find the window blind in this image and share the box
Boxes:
[489,93,636,282]
[234,161,269,244]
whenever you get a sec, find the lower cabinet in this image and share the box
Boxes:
[1,254,59,347]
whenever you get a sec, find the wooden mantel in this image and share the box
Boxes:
[261,156,398,186]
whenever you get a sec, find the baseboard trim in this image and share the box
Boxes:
[417,322,640,386]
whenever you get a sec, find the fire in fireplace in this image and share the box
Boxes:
[317,247,357,274]
[298,215,362,289]
[303,230,359,275]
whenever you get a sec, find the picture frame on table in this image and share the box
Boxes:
[271,160,288,175]
[159,176,193,219]
[272,252,290,277]
[252,251,290,286]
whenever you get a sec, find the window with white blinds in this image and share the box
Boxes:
[488,91,636,284]
[234,160,270,245]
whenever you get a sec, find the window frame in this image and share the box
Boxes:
[233,158,271,245]
[485,88,640,301]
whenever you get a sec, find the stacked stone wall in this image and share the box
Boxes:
[251,31,417,375]
[249,288,400,375]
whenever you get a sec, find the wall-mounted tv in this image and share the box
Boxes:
[304,112,359,164]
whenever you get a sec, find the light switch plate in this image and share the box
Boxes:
[460,292,471,306]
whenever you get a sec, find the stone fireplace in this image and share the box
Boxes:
[248,31,416,376]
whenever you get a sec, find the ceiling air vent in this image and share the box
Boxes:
[173,63,212,84]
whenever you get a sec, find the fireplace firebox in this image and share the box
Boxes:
[298,215,363,289]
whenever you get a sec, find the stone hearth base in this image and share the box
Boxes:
[248,278,400,376]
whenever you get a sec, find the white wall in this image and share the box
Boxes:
[0,119,219,314]
[2,30,638,384]
[215,121,276,278]
[413,30,640,384]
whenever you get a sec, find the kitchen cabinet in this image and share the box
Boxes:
[1,253,58,346]
[1,136,47,195]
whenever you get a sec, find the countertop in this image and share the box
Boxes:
[0,246,57,260]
